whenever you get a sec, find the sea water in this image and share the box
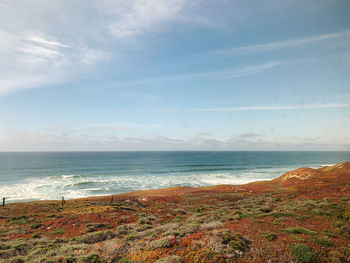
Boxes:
[0,151,349,202]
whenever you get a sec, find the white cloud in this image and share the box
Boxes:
[0,0,203,95]
[0,30,75,94]
[189,103,350,112]
[1,128,349,151]
[211,29,350,56]
[26,35,70,48]
[105,0,191,39]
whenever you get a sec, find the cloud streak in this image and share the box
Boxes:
[211,29,350,56]
[115,61,279,87]
[189,103,350,112]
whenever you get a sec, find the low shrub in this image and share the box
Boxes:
[208,230,251,256]
[155,255,182,263]
[51,229,67,235]
[147,237,172,250]
[83,253,101,263]
[31,232,41,238]
[137,216,156,224]
[200,221,223,231]
[178,223,199,237]
[172,216,186,222]
[30,223,43,229]
[283,227,316,236]
[73,230,116,244]
[124,233,138,241]
[291,234,306,242]
[0,243,11,250]
[312,237,334,247]
[261,232,277,241]
[116,225,130,235]
[291,244,317,263]
[9,257,25,263]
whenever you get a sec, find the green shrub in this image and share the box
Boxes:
[330,247,350,262]
[291,234,306,242]
[30,223,43,229]
[241,213,252,219]
[340,224,350,239]
[13,242,28,252]
[291,244,317,263]
[116,225,130,235]
[135,224,152,232]
[137,216,156,224]
[214,230,251,253]
[172,216,186,222]
[283,227,316,235]
[312,237,334,247]
[261,232,277,241]
[147,237,172,250]
[0,243,11,250]
[51,228,67,235]
[9,257,25,263]
[31,232,41,238]
[124,233,138,241]
[323,229,338,238]
[83,253,101,263]
[86,223,109,233]
[73,230,116,244]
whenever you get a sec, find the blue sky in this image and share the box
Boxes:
[0,0,350,151]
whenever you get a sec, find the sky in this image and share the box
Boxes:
[0,0,350,151]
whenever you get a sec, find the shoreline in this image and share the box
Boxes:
[3,161,349,205]
[2,151,350,203]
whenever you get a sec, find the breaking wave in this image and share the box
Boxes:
[0,168,284,202]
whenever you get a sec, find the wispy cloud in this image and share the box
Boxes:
[0,29,106,95]
[189,103,350,112]
[105,0,193,39]
[211,29,350,56]
[115,61,279,87]
[0,0,204,95]
[26,35,70,48]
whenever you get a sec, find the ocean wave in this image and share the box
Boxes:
[0,162,332,203]
[0,167,285,202]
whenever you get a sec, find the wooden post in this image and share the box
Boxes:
[111,195,113,204]
[62,197,64,206]
[2,197,5,207]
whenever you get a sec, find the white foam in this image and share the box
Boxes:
[0,166,296,202]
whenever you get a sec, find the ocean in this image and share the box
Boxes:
[0,151,349,203]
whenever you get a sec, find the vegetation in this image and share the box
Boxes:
[283,227,317,236]
[291,244,317,263]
